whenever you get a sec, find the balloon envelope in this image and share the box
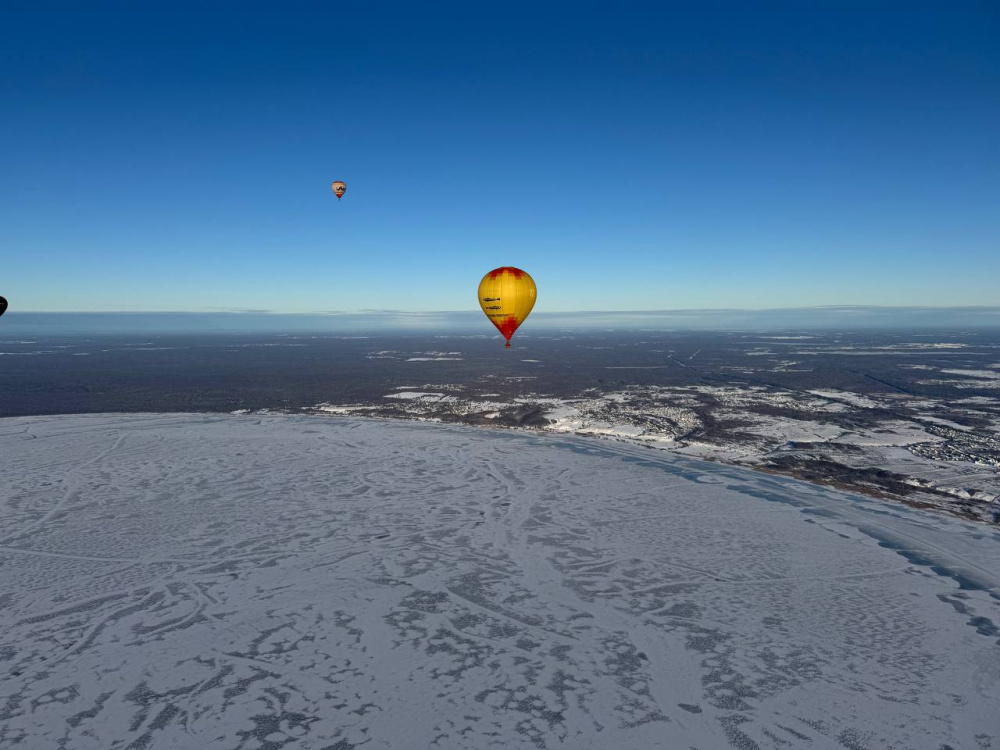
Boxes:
[0,297,6,318]
[478,267,536,347]
[331,181,347,200]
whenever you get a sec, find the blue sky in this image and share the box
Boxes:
[2,2,997,314]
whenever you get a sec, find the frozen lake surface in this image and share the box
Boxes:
[1,414,999,749]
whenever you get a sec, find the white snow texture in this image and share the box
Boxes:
[1,414,999,750]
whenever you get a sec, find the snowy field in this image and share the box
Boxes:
[306,376,1000,518]
[1,414,999,750]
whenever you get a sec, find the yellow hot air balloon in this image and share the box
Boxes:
[478,267,536,348]
[331,181,347,200]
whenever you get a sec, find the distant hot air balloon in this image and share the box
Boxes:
[478,267,536,348]
[331,181,347,200]
[0,297,6,318]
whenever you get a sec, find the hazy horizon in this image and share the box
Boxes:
[3,306,1000,335]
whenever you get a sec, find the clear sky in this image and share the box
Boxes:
[2,2,997,314]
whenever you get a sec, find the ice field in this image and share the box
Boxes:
[1,414,999,749]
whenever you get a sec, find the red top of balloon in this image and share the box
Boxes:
[487,266,526,279]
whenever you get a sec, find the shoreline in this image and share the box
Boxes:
[6,407,996,526]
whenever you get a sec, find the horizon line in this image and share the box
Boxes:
[9,305,1000,316]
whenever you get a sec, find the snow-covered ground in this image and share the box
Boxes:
[304,381,1000,516]
[1,414,999,750]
